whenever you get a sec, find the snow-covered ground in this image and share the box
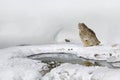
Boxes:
[0,0,120,80]
[0,43,120,80]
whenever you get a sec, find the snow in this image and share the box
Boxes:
[42,63,95,80]
[0,44,120,80]
[42,63,120,80]
[0,58,48,80]
[0,0,120,80]
[4,43,120,61]
[91,68,120,80]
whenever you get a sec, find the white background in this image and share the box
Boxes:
[0,0,120,48]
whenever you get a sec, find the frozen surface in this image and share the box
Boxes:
[0,43,120,80]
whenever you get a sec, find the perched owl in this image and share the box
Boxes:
[78,23,100,47]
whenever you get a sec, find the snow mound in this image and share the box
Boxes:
[0,58,48,80]
[42,63,99,80]
[92,68,120,80]
[42,63,120,80]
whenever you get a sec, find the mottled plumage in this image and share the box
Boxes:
[78,23,100,47]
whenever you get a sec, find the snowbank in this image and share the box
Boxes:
[42,63,97,80]
[42,63,120,80]
[0,43,120,80]
[0,58,48,80]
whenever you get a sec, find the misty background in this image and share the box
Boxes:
[0,0,120,48]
